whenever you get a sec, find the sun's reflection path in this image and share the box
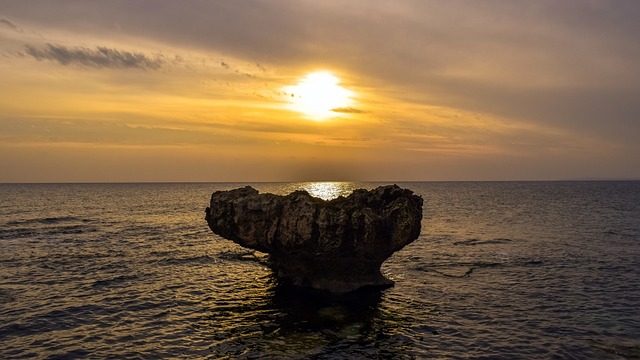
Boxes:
[300,182,358,201]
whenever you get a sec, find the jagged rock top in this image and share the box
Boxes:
[206,184,422,257]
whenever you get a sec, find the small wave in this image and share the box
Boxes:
[523,259,544,266]
[0,322,35,339]
[433,268,474,278]
[160,255,219,266]
[219,250,269,264]
[604,229,639,238]
[592,339,640,358]
[453,238,514,246]
[0,288,16,303]
[0,224,99,240]
[0,228,38,240]
[417,257,543,271]
[0,304,108,340]
[6,216,89,226]
[1,216,98,239]
[44,224,98,236]
[415,264,473,277]
[92,275,139,288]
[414,258,545,277]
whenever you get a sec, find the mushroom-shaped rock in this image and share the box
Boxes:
[205,184,423,293]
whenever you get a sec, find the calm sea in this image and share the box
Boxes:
[1,181,639,359]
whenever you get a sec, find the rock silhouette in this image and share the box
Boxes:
[205,185,423,293]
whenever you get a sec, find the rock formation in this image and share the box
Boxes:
[205,185,423,293]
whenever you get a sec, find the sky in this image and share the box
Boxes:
[1,0,639,182]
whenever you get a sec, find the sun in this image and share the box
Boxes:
[283,71,353,120]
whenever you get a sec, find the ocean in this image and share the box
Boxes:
[1,181,639,359]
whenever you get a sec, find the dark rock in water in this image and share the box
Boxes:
[205,184,423,293]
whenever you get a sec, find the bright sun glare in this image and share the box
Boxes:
[283,71,353,120]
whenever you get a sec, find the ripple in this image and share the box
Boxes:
[91,275,139,288]
[0,288,16,304]
[6,216,89,226]
[453,237,514,246]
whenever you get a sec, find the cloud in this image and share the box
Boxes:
[331,107,366,114]
[24,43,164,70]
[0,17,23,32]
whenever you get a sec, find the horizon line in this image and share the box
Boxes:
[2,178,639,185]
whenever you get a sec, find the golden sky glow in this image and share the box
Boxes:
[1,1,639,182]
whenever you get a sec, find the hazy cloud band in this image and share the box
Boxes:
[0,16,23,32]
[24,43,164,70]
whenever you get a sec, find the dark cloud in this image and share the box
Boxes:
[331,107,366,114]
[24,43,164,70]
[0,16,23,32]
[218,59,259,78]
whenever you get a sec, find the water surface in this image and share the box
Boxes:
[1,181,639,358]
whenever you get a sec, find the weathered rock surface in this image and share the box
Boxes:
[205,185,423,293]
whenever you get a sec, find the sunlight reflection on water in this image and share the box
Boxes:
[299,182,358,200]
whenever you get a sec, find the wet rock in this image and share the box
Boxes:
[205,184,423,293]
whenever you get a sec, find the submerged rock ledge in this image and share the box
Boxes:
[205,185,423,293]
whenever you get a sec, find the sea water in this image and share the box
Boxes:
[1,181,639,359]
